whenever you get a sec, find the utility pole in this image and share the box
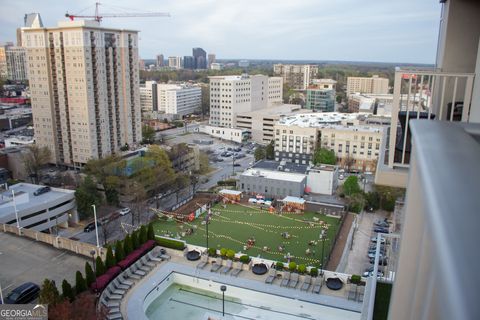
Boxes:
[92,204,100,248]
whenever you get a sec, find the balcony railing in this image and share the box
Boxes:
[387,67,475,169]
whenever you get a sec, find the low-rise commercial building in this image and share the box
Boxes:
[305,88,335,112]
[238,168,306,198]
[306,165,338,195]
[199,125,248,143]
[235,104,306,144]
[0,183,77,232]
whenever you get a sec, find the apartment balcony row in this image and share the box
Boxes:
[375,67,476,188]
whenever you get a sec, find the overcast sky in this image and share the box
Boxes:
[0,0,441,64]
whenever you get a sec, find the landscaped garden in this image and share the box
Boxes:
[152,203,341,266]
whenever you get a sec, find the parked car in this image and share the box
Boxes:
[4,282,40,304]
[338,174,345,180]
[370,257,388,266]
[374,220,390,228]
[84,222,97,233]
[119,208,131,216]
[233,163,241,167]
[233,147,241,152]
[373,227,390,234]
[368,252,384,259]
[363,270,385,278]
[371,237,386,244]
[33,186,51,196]
[368,248,386,255]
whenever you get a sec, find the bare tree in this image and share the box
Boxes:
[21,145,52,184]
[127,181,148,226]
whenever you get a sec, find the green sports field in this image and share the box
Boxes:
[152,203,341,266]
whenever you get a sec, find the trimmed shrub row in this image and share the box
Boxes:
[156,237,186,250]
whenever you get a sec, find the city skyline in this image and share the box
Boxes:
[0,0,440,64]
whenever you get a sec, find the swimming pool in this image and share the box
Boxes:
[142,273,361,320]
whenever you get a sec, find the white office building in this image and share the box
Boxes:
[168,56,182,69]
[157,84,201,117]
[209,74,283,128]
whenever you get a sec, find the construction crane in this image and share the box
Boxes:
[65,2,170,23]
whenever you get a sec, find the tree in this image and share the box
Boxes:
[201,84,210,120]
[124,234,133,255]
[21,145,52,184]
[142,124,156,144]
[39,278,61,305]
[100,218,116,247]
[336,95,342,103]
[343,153,355,172]
[313,148,336,165]
[254,146,266,161]
[346,192,365,213]
[115,240,125,263]
[75,271,87,295]
[104,175,121,206]
[75,175,102,220]
[198,151,210,174]
[265,140,275,160]
[365,191,380,211]
[139,225,148,244]
[375,185,405,212]
[49,292,108,320]
[61,279,75,303]
[95,256,106,276]
[147,223,155,241]
[84,262,95,287]
[126,180,148,226]
[343,176,362,196]
[105,246,115,269]
[174,173,190,203]
[131,230,140,249]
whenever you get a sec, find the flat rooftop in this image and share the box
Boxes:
[252,160,309,174]
[277,112,360,127]
[319,124,382,133]
[0,183,74,219]
[236,104,307,118]
[241,168,306,182]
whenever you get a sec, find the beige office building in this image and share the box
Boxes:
[273,64,318,90]
[23,20,141,166]
[6,47,28,81]
[273,113,382,171]
[346,75,389,95]
[209,74,282,128]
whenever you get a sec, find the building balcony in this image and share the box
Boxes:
[375,67,475,188]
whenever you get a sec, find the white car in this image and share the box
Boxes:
[339,174,345,180]
[119,208,131,216]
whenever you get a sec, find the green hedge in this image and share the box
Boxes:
[239,255,250,264]
[310,268,318,277]
[350,274,362,284]
[155,237,185,250]
[217,179,237,186]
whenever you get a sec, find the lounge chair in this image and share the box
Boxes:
[104,290,122,301]
[288,273,299,288]
[264,268,276,284]
[196,255,208,269]
[118,274,134,286]
[312,277,322,294]
[220,260,233,274]
[106,313,122,320]
[210,259,223,272]
[100,296,120,308]
[300,275,312,291]
[141,256,156,268]
[131,264,146,277]
[231,262,243,277]
[112,278,130,291]
[136,261,151,273]
[347,284,357,300]
[160,250,171,260]
[148,251,163,263]
[280,272,291,287]
[107,283,126,296]
[357,287,365,302]
[125,269,141,280]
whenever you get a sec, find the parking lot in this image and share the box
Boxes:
[342,210,391,277]
[0,232,88,297]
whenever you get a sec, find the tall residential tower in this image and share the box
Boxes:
[23,19,141,166]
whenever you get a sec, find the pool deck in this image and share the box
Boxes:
[122,248,364,319]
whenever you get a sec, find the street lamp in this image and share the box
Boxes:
[205,209,211,249]
[91,204,100,248]
[220,285,227,316]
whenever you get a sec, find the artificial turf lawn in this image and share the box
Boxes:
[152,203,341,266]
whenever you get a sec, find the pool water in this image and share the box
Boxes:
[144,277,360,320]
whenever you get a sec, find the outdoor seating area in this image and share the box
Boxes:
[99,246,169,320]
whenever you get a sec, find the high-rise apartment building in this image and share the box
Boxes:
[273,64,318,90]
[209,74,283,128]
[208,53,215,68]
[0,43,14,80]
[156,54,164,67]
[23,20,141,166]
[168,56,182,69]
[346,75,389,95]
[6,47,28,81]
[183,56,195,69]
[157,84,201,117]
[192,47,207,69]
[140,81,158,111]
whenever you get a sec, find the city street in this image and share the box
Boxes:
[199,154,254,190]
